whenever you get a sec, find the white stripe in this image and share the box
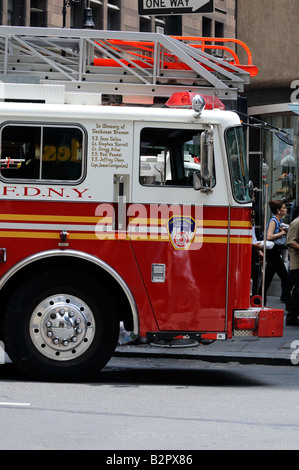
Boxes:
[196,228,252,236]
[128,225,168,234]
[230,229,253,236]
[196,228,252,237]
[0,223,96,232]
[0,402,30,407]
[95,225,114,232]
[128,226,252,236]
[0,223,253,237]
[199,228,227,235]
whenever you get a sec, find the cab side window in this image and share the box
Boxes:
[0,124,84,182]
[139,127,209,187]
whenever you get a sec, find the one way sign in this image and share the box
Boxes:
[138,0,214,16]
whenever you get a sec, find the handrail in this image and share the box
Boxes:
[173,36,258,77]
[101,36,258,77]
[173,36,253,65]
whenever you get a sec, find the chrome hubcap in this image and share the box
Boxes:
[29,294,96,361]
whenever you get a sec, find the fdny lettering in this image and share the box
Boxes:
[1,186,90,199]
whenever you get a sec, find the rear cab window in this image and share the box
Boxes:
[0,123,85,183]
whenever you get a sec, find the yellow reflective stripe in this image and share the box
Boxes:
[230,221,252,228]
[0,214,251,228]
[0,231,59,239]
[230,237,253,244]
[0,214,103,223]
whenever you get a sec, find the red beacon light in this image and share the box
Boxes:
[165,92,225,114]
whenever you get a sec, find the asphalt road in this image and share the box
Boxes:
[0,356,299,451]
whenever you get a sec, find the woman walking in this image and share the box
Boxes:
[261,200,293,310]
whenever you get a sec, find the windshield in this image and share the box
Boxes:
[226,126,252,203]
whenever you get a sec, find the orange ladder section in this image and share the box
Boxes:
[93,36,258,77]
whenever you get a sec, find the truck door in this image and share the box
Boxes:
[130,122,229,332]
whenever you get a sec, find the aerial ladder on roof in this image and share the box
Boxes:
[0,26,258,104]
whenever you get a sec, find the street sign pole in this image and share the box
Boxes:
[138,0,214,16]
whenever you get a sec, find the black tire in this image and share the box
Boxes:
[2,269,119,381]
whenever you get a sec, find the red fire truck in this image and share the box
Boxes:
[0,27,283,380]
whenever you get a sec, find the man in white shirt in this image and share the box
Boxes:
[286,217,299,326]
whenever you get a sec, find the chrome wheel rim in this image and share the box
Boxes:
[29,294,96,361]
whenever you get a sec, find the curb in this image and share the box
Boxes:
[113,345,295,367]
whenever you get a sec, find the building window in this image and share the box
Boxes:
[164,16,182,35]
[202,17,212,38]
[215,21,224,38]
[261,115,299,222]
[30,0,47,27]
[90,0,103,29]
[214,22,224,57]
[107,0,120,30]
[140,16,151,32]
[7,0,14,25]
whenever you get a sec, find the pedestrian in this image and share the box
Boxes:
[260,200,292,309]
[286,216,299,326]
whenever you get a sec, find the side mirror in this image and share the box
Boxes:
[198,126,214,193]
[248,180,255,199]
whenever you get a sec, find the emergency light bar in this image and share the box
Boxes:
[165,92,226,112]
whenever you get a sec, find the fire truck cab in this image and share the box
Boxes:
[0,27,284,380]
[0,89,284,380]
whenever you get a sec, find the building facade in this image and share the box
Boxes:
[0,0,236,38]
[237,0,299,230]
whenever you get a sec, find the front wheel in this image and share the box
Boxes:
[2,269,119,381]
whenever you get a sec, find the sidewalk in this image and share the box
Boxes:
[115,296,299,366]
